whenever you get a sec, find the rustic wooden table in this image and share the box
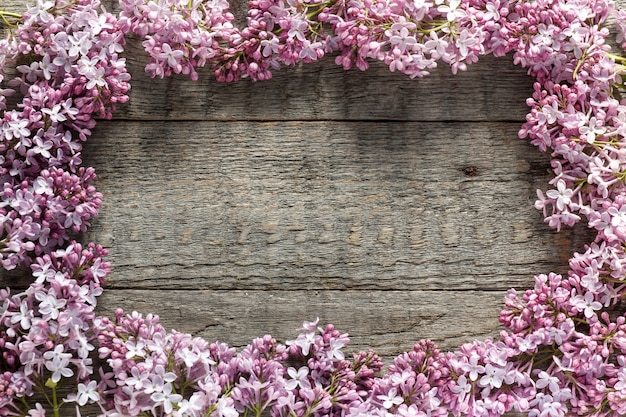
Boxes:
[1,0,600,366]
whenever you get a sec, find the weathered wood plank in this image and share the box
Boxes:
[96,289,506,359]
[116,47,535,122]
[68,120,591,291]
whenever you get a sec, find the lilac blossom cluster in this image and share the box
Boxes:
[0,242,109,416]
[91,316,384,416]
[0,0,127,415]
[0,0,130,270]
[120,0,515,81]
[496,0,626,416]
[1,0,626,415]
[502,0,614,83]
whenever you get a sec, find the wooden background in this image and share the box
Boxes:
[2,0,608,366]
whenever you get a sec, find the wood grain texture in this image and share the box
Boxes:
[112,47,536,122]
[0,0,618,382]
[79,121,591,292]
[96,290,506,357]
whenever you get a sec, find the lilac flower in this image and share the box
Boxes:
[288,330,316,355]
[43,344,74,383]
[545,179,574,211]
[529,394,564,417]
[479,363,505,390]
[27,403,46,417]
[378,387,404,409]
[3,117,30,140]
[570,291,602,318]
[150,382,183,414]
[10,302,33,330]
[35,288,66,320]
[437,0,465,22]
[327,337,347,361]
[66,380,100,406]
[578,115,606,143]
[216,396,239,417]
[450,375,471,403]
[124,367,150,390]
[157,43,184,70]
[390,28,418,53]
[460,353,485,381]
[535,371,561,394]
[285,366,311,390]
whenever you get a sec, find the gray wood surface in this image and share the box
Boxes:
[0,0,610,368]
[79,120,591,356]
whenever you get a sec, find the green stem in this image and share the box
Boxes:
[417,20,450,34]
[0,9,22,28]
[43,378,61,417]
[607,52,626,64]
[305,0,338,20]
[0,11,21,18]
[572,54,586,80]
[601,275,626,284]
[19,396,30,413]
[52,384,60,417]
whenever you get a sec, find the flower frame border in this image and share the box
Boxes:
[1,0,626,416]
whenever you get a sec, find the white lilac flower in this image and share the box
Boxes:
[43,345,74,382]
[67,380,100,406]
[377,388,404,409]
[285,366,311,390]
[150,382,183,414]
